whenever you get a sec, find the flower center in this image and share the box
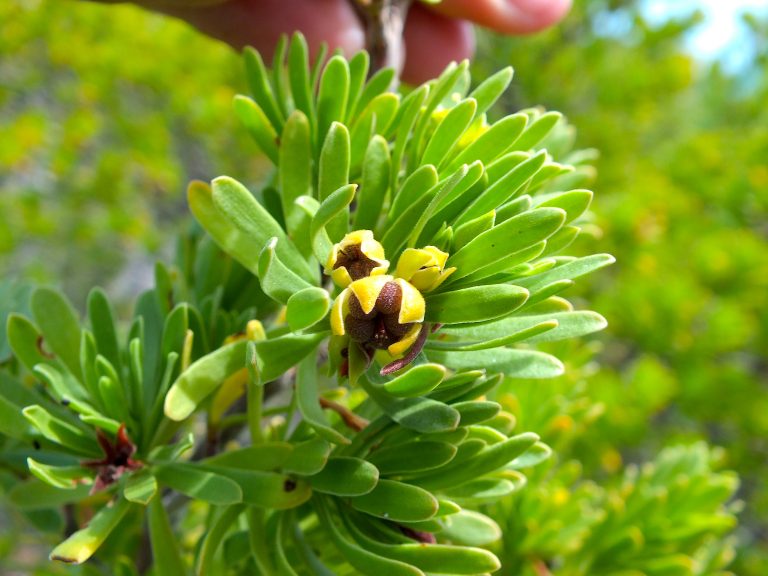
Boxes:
[344,281,413,350]
[333,243,379,281]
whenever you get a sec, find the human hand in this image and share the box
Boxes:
[139,0,570,83]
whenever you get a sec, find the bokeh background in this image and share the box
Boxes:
[1,0,767,573]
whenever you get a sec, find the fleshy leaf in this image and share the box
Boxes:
[124,469,158,505]
[350,479,439,522]
[50,498,133,564]
[257,237,313,304]
[425,285,529,324]
[31,287,82,380]
[155,463,243,505]
[309,457,379,496]
[164,340,248,421]
[211,176,314,282]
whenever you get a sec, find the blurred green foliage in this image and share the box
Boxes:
[0,0,266,297]
[472,1,767,572]
[1,0,766,573]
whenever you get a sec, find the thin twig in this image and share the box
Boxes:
[319,397,369,431]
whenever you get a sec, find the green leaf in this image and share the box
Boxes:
[283,437,332,475]
[361,375,460,434]
[271,35,290,117]
[211,176,314,282]
[0,279,33,363]
[447,208,566,281]
[155,463,243,505]
[31,287,82,380]
[425,319,558,351]
[201,443,293,471]
[317,56,350,147]
[350,109,376,176]
[413,162,485,248]
[387,164,438,226]
[8,478,91,509]
[457,151,547,223]
[468,66,514,117]
[309,457,379,496]
[496,193,533,222]
[360,92,400,137]
[87,287,122,375]
[439,510,502,546]
[234,95,279,163]
[508,441,552,469]
[296,354,350,445]
[22,405,100,457]
[452,210,496,253]
[148,496,188,575]
[279,110,313,240]
[79,414,121,435]
[512,110,561,151]
[345,51,369,123]
[379,363,446,397]
[243,46,284,132]
[204,467,312,509]
[425,285,529,324]
[515,254,616,292]
[453,401,501,426]
[421,98,477,168]
[446,311,606,344]
[448,113,528,175]
[27,458,87,490]
[347,516,500,575]
[252,332,325,382]
[351,67,396,120]
[98,375,130,427]
[410,432,539,490]
[50,497,132,564]
[272,512,300,576]
[381,189,435,256]
[536,189,593,223]
[0,393,33,440]
[286,287,331,332]
[390,84,429,191]
[367,440,457,475]
[409,61,469,167]
[318,122,351,241]
[6,313,48,373]
[287,33,314,127]
[124,469,158,505]
[160,303,188,370]
[354,135,391,231]
[257,237,313,304]
[149,433,195,462]
[350,479,438,522]
[315,498,423,576]
[310,183,357,263]
[428,348,564,379]
[164,339,248,421]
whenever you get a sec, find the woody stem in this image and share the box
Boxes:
[349,0,413,80]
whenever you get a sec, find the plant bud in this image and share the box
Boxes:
[331,275,425,361]
[325,230,389,287]
[395,246,456,292]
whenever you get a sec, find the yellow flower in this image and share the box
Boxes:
[331,275,425,360]
[325,230,389,287]
[395,246,456,292]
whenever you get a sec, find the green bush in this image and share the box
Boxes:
[1,0,762,573]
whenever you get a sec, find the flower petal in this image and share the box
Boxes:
[330,289,350,336]
[395,278,426,324]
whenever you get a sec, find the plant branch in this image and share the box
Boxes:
[349,0,413,78]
